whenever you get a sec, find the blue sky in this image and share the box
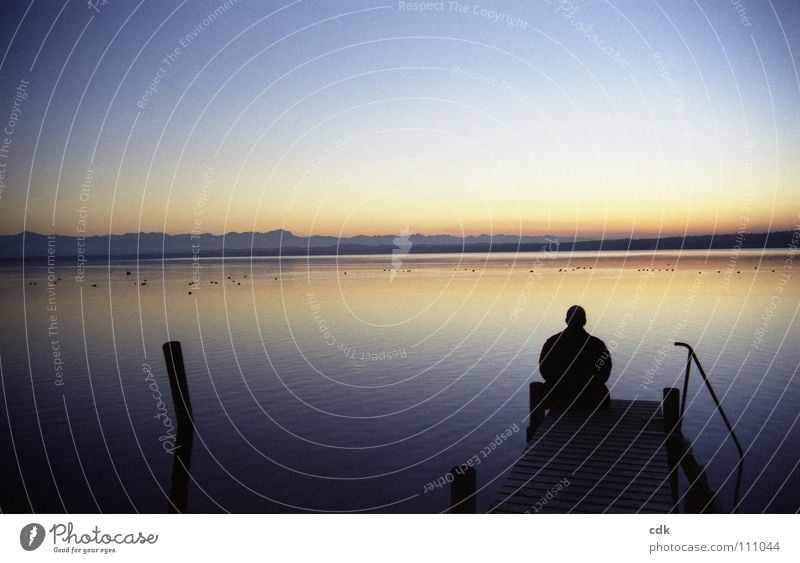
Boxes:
[0,0,798,238]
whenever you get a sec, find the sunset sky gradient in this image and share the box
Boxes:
[0,0,798,239]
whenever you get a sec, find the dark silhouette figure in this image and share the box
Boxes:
[539,305,611,410]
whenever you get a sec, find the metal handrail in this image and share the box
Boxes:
[674,342,745,512]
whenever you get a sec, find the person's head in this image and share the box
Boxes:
[565,305,586,329]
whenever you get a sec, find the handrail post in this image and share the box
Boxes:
[673,342,745,513]
[681,351,691,418]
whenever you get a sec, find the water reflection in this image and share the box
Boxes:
[0,250,797,512]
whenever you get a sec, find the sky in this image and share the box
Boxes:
[0,0,798,239]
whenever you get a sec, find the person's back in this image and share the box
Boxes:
[539,306,611,410]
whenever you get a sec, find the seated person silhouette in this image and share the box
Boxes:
[539,305,611,411]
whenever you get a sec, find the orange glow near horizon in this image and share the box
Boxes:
[22,189,797,239]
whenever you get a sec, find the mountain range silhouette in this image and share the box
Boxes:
[0,229,793,261]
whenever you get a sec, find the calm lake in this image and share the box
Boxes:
[1,249,798,513]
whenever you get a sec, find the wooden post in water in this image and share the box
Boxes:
[662,387,681,437]
[527,382,546,441]
[662,387,682,512]
[450,466,477,514]
[163,341,193,432]
[162,341,194,513]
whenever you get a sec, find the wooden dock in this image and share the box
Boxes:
[491,391,675,514]
[450,344,739,514]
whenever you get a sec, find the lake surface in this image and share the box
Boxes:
[1,249,798,513]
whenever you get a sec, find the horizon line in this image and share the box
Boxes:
[3,226,797,241]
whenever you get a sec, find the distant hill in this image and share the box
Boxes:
[0,229,794,261]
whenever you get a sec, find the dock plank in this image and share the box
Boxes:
[491,399,674,513]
